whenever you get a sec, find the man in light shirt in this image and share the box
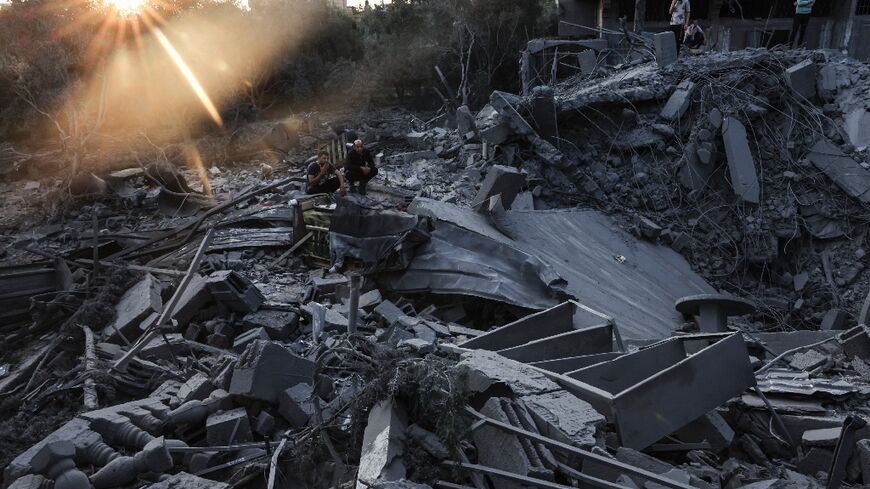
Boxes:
[789,0,815,48]
[669,0,691,53]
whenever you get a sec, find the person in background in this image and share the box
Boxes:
[344,139,378,195]
[789,0,815,48]
[684,19,707,52]
[669,0,691,51]
[306,150,346,196]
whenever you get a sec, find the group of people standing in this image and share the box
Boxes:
[666,0,815,53]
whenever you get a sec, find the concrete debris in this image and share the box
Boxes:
[357,400,407,489]
[722,117,760,204]
[660,80,695,121]
[6,44,870,489]
[784,60,818,99]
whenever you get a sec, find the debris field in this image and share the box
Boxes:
[2,42,870,489]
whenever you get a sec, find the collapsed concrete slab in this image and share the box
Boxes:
[229,340,315,403]
[357,400,407,489]
[722,117,760,204]
[806,138,870,203]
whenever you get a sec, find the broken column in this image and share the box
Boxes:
[721,117,760,204]
[356,400,407,489]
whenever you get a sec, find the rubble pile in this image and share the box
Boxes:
[1,47,870,489]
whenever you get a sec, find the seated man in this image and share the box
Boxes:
[684,20,707,51]
[344,139,378,195]
[307,150,346,196]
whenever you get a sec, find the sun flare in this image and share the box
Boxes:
[103,0,146,15]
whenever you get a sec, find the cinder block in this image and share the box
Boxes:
[206,408,252,446]
[229,340,315,403]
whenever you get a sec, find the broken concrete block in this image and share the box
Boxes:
[471,165,526,211]
[458,349,561,397]
[789,349,827,371]
[170,274,211,327]
[357,289,383,309]
[278,383,316,428]
[242,310,299,341]
[141,472,229,489]
[357,400,407,489]
[253,411,275,436]
[456,105,478,139]
[229,340,315,403]
[802,427,841,447]
[374,300,405,326]
[785,59,817,99]
[679,143,712,191]
[709,108,723,129]
[206,408,253,446]
[653,31,677,68]
[844,108,870,149]
[520,390,604,448]
[818,64,837,99]
[232,327,270,352]
[397,338,435,354]
[175,373,215,405]
[820,308,847,330]
[205,270,264,314]
[480,122,514,146]
[806,139,870,203]
[722,117,760,204]
[660,80,695,121]
[102,274,162,343]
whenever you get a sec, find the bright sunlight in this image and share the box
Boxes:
[102,0,145,15]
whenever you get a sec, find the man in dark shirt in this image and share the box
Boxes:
[307,151,346,196]
[344,139,378,195]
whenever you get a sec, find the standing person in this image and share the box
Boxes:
[306,151,347,196]
[789,0,815,48]
[344,139,378,195]
[669,0,691,50]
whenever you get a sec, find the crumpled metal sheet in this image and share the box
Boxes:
[378,220,565,311]
[329,200,429,273]
[404,199,715,340]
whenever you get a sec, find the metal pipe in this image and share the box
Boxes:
[347,274,361,334]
